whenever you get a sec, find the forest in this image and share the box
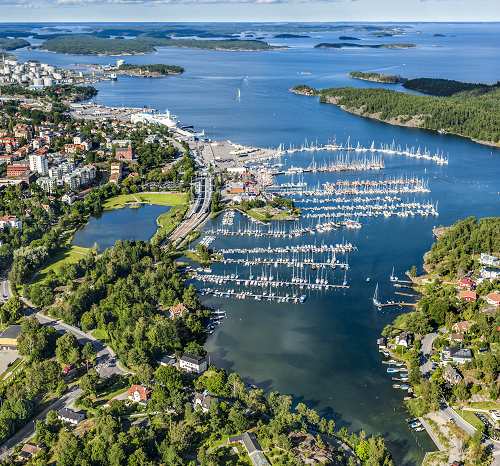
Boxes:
[117,63,184,75]
[403,77,498,97]
[348,72,407,84]
[40,34,286,55]
[0,38,30,51]
[318,85,500,143]
[426,216,500,277]
[314,43,417,49]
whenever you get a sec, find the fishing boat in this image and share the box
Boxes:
[237,89,241,100]
[299,295,307,303]
[373,283,381,306]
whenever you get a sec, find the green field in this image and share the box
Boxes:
[456,409,485,429]
[102,194,137,210]
[32,245,91,284]
[103,193,184,210]
[156,204,189,237]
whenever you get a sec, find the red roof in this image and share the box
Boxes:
[459,290,477,301]
[127,385,152,401]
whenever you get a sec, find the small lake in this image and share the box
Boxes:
[72,204,171,250]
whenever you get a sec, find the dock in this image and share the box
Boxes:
[198,289,344,302]
[196,276,349,290]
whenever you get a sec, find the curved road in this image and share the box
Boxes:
[419,330,439,378]
[0,273,13,304]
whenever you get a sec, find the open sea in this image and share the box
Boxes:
[13,22,500,465]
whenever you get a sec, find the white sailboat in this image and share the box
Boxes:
[237,89,241,100]
[390,267,398,282]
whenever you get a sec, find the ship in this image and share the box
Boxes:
[131,108,180,128]
[109,73,117,81]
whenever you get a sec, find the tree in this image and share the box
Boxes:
[455,380,470,401]
[410,265,417,277]
[137,363,153,386]
[55,332,81,365]
[1,297,23,325]
[81,341,96,362]
[155,365,183,392]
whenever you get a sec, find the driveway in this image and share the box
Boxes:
[0,351,20,375]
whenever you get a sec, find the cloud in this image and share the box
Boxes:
[4,0,356,6]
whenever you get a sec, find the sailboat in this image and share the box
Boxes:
[343,270,347,287]
[390,267,398,282]
[373,284,381,306]
[237,89,241,100]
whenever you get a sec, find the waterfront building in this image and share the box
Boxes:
[179,353,207,374]
[395,331,412,348]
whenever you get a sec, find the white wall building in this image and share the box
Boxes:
[29,154,48,176]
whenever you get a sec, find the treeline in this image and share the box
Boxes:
[348,71,407,84]
[0,38,30,50]
[426,216,500,277]
[40,34,285,55]
[314,42,417,49]
[118,63,184,74]
[403,77,498,97]
[318,86,500,143]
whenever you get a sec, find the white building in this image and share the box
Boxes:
[58,408,85,425]
[29,155,48,176]
[179,353,207,373]
[36,177,57,193]
[0,216,22,230]
[49,166,64,180]
[63,173,80,190]
[62,192,76,205]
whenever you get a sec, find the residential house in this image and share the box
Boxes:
[0,325,22,350]
[395,331,412,348]
[440,347,474,366]
[450,333,465,343]
[179,353,207,373]
[459,278,474,291]
[486,293,500,307]
[73,133,87,145]
[377,337,387,350]
[169,302,189,318]
[62,192,76,205]
[228,432,270,466]
[18,443,43,461]
[58,408,86,425]
[0,216,22,230]
[157,355,176,366]
[459,290,477,302]
[443,364,463,385]
[452,321,470,333]
[191,391,215,413]
[127,385,153,404]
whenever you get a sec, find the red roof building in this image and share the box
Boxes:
[486,293,500,307]
[452,321,470,333]
[459,279,474,291]
[459,290,477,302]
[169,302,189,318]
[127,385,152,402]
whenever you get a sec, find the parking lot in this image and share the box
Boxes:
[0,350,20,375]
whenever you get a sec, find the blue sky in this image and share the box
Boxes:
[2,0,499,22]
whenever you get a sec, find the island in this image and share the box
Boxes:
[290,77,500,146]
[289,84,320,96]
[116,63,184,77]
[338,36,360,40]
[314,42,418,50]
[40,34,289,55]
[273,33,311,38]
[0,38,30,51]
[402,77,492,96]
[348,71,408,84]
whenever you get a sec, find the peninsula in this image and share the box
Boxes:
[348,71,408,84]
[314,42,418,50]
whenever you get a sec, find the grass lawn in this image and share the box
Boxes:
[32,245,91,284]
[156,204,188,236]
[456,409,484,429]
[137,193,184,205]
[102,194,136,210]
[92,328,106,341]
[468,401,500,410]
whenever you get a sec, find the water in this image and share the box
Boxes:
[72,204,170,250]
[14,22,500,465]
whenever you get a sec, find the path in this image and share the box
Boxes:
[419,417,445,451]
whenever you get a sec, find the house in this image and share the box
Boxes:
[486,293,500,307]
[127,385,153,404]
[459,290,477,302]
[443,364,462,385]
[450,333,465,342]
[227,432,270,466]
[0,325,22,350]
[58,408,86,425]
[179,353,207,373]
[18,443,43,461]
[102,398,119,408]
[115,146,135,160]
[191,391,215,413]
[377,337,387,350]
[0,216,22,230]
[452,321,470,333]
[157,355,176,366]
[62,192,76,205]
[169,302,189,318]
[395,331,412,348]
[459,278,474,291]
[440,347,474,365]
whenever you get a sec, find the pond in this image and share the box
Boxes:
[72,204,171,250]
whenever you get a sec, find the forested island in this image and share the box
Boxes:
[0,38,30,51]
[290,84,320,96]
[273,34,310,38]
[402,77,495,97]
[348,71,408,84]
[40,34,288,55]
[117,63,185,77]
[338,36,360,40]
[314,43,418,50]
[290,77,500,145]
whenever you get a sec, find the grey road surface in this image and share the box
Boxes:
[420,330,439,378]
[0,273,13,304]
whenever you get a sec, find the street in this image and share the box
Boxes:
[419,330,439,378]
[0,273,13,304]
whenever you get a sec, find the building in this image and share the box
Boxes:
[0,216,22,230]
[0,325,22,350]
[459,290,477,302]
[63,173,80,190]
[18,443,43,461]
[169,302,189,318]
[444,364,462,385]
[179,353,207,373]
[73,133,87,145]
[127,385,153,404]
[395,331,412,348]
[115,146,135,160]
[17,170,37,185]
[36,177,57,193]
[7,163,30,178]
[486,293,500,307]
[29,154,48,176]
[157,355,176,366]
[13,124,33,140]
[62,192,76,205]
[191,391,215,413]
[452,321,470,333]
[459,278,474,291]
[58,408,86,425]
[440,347,474,366]
[228,432,270,466]
[480,253,499,267]
[450,333,465,342]
[377,337,387,350]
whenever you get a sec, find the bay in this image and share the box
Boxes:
[13,22,500,466]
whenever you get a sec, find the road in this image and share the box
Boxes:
[0,386,82,459]
[165,175,213,246]
[419,330,439,378]
[0,272,13,304]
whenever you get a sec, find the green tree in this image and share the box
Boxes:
[410,265,417,278]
